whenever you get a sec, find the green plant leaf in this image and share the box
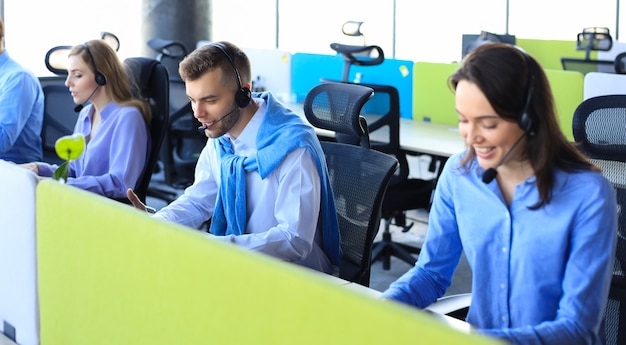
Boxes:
[53,161,69,182]
[55,134,85,161]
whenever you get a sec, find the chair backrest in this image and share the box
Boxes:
[304,82,399,286]
[325,45,436,227]
[39,76,80,165]
[361,83,411,185]
[147,38,205,189]
[316,81,413,188]
[325,43,423,185]
[123,57,170,204]
[165,79,205,187]
[304,81,373,147]
[596,157,626,345]
[572,95,626,161]
[572,95,626,344]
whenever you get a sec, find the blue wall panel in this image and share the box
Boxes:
[291,53,414,119]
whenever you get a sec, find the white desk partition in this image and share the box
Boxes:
[0,160,39,345]
[598,41,626,62]
[584,72,626,100]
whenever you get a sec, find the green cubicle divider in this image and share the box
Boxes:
[514,38,585,141]
[411,60,582,141]
[544,69,583,141]
[412,61,460,126]
[36,181,498,345]
[516,38,590,71]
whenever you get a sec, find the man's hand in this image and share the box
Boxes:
[19,163,39,174]
[126,188,155,213]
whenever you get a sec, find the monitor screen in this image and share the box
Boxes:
[461,31,516,59]
[560,58,615,75]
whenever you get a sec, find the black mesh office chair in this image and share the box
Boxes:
[39,78,79,165]
[146,38,206,203]
[328,43,436,270]
[123,57,170,204]
[572,95,626,345]
[304,82,399,286]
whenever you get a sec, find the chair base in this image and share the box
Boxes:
[371,228,420,270]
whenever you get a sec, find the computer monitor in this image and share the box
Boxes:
[461,31,516,59]
[561,57,615,75]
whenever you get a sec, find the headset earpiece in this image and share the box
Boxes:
[518,50,535,135]
[82,43,106,86]
[210,42,251,108]
[235,86,252,108]
[94,72,106,87]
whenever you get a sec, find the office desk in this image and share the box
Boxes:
[316,272,472,334]
[392,118,465,157]
[0,333,17,345]
[342,282,472,334]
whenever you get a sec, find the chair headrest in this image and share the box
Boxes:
[329,43,384,67]
[572,95,626,162]
[304,82,374,147]
[124,57,163,99]
[147,38,188,59]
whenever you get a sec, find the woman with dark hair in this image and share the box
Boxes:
[21,40,151,199]
[381,43,616,344]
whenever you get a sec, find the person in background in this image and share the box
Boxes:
[126,41,341,274]
[381,43,617,344]
[21,40,151,200]
[0,17,44,164]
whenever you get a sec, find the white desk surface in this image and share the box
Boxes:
[0,333,16,345]
[314,272,472,334]
[286,102,466,158]
[341,282,472,334]
[394,117,465,157]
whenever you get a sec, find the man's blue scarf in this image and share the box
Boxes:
[209,92,342,265]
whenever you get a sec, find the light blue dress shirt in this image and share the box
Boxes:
[381,151,617,345]
[37,101,149,199]
[155,94,338,273]
[0,51,44,163]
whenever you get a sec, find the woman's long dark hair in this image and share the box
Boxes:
[448,43,597,209]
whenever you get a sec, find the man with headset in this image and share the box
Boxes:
[0,17,44,164]
[127,41,341,274]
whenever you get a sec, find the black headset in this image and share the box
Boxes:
[209,42,252,108]
[82,43,106,86]
[517,49,536,135]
